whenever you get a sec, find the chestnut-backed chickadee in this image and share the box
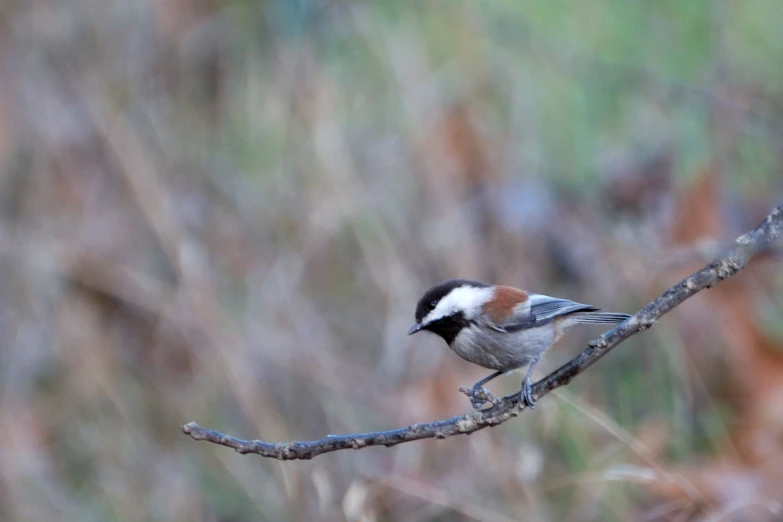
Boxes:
[409,279,630,409]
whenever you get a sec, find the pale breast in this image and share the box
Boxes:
[449,324,555,372]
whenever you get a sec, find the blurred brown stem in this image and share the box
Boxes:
[182,204,783,461]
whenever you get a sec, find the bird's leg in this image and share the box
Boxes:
[465,370,503,409]
[520,357,540,409]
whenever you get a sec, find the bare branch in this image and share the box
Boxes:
[182,204,783,460]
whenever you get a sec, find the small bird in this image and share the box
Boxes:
[408,279,630,409]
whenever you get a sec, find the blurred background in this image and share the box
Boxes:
[1,1,783,521]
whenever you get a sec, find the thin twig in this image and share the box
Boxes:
[182,204,783,460]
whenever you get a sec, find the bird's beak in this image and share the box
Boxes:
[408,322,422,335]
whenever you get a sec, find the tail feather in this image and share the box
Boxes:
[572,312,631,325]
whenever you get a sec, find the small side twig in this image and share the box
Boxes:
[182,204,783,460]
[458,385,500,406]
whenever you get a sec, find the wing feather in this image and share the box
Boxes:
[530,295,598,321]
[528,295,599,323]
[482,294,599,332]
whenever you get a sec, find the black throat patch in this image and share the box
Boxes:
[422,312,471,345]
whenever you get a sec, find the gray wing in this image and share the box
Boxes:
[490,294,599,332]
[528,294,599,323]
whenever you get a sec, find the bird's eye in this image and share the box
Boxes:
[427,300,438,310]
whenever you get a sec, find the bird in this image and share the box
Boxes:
[408,279,630,409]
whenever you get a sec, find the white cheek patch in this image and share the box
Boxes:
[513,299,531,317]
[422,285,495,325]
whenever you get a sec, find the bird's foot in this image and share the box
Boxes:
[459,384,500,409]
[520,379,536,409]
